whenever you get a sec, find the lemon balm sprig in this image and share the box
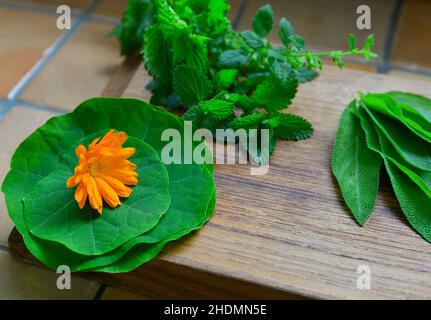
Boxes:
[285,34,379,68]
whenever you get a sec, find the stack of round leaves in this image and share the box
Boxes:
[332,91,431,243]
[1,98,216,272]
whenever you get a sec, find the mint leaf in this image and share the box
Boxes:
[173,65,211,106]
[253,4,274,37]
[215,69,238,89]
[218,50,248,68]
[240,30,265,50]
[231,113,266,130]
[143,25,172,84]
[278,17,293,47]
[271,113,314,140]
[113,0,154,55]
[252,62,298,112]
[199,99,234,120]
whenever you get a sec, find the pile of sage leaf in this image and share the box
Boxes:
[333,92,431,242]
[113,0,377,163]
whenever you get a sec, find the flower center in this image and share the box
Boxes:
[89,161,103,177]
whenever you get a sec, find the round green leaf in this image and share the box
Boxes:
[24,137,171,256]
[2,98,216,272]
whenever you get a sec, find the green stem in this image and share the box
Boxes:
[286,49,362,58]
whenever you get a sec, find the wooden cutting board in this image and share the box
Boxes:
[9,62,431,299]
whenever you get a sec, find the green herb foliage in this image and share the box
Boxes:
[114,0,377,162]
[332,92,431,243]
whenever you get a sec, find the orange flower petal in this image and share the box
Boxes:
[95,177,121,208]
[66,130,138,215]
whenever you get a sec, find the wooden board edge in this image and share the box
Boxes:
[8,228,306,299]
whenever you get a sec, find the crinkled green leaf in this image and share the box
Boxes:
[253,4,274,37]
[252,63,298,112]
[231,113,266,130]
[173,65,211,106]
[199,99,234,120]
[240,30,265,50]
[271,113,314,141]
[143,25,173,85]
[217,50,248,69]
[278,17,293,47]
[113,0,154,55]
[215,69,238,89]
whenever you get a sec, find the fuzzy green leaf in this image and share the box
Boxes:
[253,4,274,37]
[252,62,298,112]
[173,65,211,106]
[271,113,314,140]
[215,69,238,89]
[113,0,154,55]
[199,99,234,120]
[231,113,266,130]
[143,25,172,84]
[332,106,382,225]
[278,17,294,47]
[240,30,265,50]
[218,50,248,68]
[385,160,431,243]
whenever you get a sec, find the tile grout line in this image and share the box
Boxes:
[16,100,65,115]
[0,245,10,253]
[0,0,120,25]
[93,283,107,300]
[232,0,250,30]
[377,0,405,74]
[0,0,82,16]
[3,0,101,117]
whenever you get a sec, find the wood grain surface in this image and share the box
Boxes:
[9,64,431,300]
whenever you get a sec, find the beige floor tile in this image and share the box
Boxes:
[0,250,99,299]
[102,287,148,300]
[93,0,127,19]
[0,7,62,98]
[0,106,55,246]
[93,0,242,21]
[393,0,431,69]
[237,0,394,56]
[21,21,123,111]
[11,0,90,10]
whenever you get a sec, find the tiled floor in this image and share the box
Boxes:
[0,249,99,299]
[0,0,429,300]
[21,21,123,111]
[0,7,62,98]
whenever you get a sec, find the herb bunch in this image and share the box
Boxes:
[114,0,378,163]
[333,92,431,243]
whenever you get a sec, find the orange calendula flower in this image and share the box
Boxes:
[66,129,138,214]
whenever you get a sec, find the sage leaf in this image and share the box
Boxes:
[385,160,431,243]
[332,105,382,225]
